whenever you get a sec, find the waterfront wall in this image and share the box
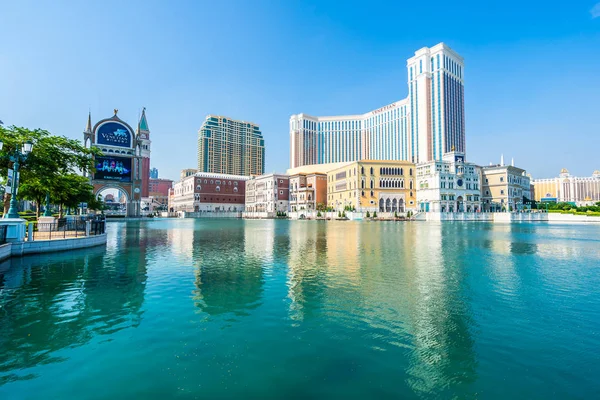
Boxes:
[178,211,242,219]
[422,212,548,222]
[1,234,107,260]
[547,213,600,224]
[9,233,107,257]
[0,243,11,262]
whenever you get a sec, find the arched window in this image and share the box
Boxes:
[234,181,238,186]
[233,187,238,193]
[410,168,413,176]
[370,167,374,175]
[197,185,202,190]
[380,168,383,174]
[371,190,374,197]
[401,181,404,188]
[361,167,364,175]
[370,180,374,189]
[361,190,365,197]
[410,181,413,189]
[361,180,365,189]
[210,180,214,184]
[400,168,404,176]
[204,179,207,184]
[216,186,220,192]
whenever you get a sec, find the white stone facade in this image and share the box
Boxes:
[245,173,290,213]
[416,152,482,212]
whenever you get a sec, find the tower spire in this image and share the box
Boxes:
[85,111,92,133]
[138,107,149,133]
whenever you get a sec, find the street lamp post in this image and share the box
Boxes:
[0,140,33,219]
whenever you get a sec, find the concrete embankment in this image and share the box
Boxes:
[1,234,107,261]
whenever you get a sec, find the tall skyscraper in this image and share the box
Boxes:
[290,43,465,169]
[197,115,265,176]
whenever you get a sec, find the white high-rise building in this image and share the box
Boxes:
[290,43,465,169]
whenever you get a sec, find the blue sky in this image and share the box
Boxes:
[1,0,599,181]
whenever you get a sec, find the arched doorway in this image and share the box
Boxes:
[398,198,405,212]
[379,198,385,212]
[95,186,130,216]
[457,196,464,212]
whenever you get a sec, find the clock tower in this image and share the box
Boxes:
[137,107,152,197]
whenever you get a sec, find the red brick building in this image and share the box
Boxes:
[149,178,173,207]
[169,172,249,212]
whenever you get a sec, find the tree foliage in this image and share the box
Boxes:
[0,125,101,217]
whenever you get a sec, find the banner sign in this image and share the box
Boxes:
[94,156,132,182]
[96,122,132,148]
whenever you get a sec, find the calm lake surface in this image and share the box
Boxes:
[1,219,599,399]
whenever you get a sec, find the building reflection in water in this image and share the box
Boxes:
[404,223,477,396]
[192,220,265,317]
[0,222,149,384]
[283,220,477,397]
[286,221,329,322]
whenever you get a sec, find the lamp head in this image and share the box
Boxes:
[22,141,33,155]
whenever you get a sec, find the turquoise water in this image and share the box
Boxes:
[1,220,600,399]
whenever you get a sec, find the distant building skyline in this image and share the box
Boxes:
[1,2,599,180]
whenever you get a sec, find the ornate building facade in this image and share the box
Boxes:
[326,160,417,213]
[532,169,600,205]
[84,108,150,217]
[416,151,482,213]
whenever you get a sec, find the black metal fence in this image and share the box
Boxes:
[30,217,106,241]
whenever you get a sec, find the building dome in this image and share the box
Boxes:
[560,168,569,174]
[593,170,600,176]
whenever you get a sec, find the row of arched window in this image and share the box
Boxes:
[359,166,413,176]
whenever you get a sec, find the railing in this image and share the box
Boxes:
[0,225,7,245]
[29,217,106,241]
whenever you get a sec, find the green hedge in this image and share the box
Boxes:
[549,210,600,217]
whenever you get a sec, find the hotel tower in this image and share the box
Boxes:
[289,43,465,168]
[198,115,265,176]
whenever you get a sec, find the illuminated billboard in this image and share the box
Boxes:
[96,122,132,148]
[94,156,132,182]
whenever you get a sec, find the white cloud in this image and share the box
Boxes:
[592,2,600,18]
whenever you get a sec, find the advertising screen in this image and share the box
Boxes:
[94,156,132,182]
[96,122,132,148]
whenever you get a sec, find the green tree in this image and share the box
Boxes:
[0,125,100,218]
[373,211,377,218]
[366,211,370,218]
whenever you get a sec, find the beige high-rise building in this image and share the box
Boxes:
[197,115,265,176]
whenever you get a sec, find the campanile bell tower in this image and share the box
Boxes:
[137,107,151,197]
